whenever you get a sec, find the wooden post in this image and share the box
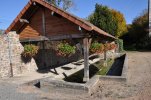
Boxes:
[42,7,46,67]
[83,37,89,82]
[104,41,107,61]
[42,7,46,36]
[104,50,107,61]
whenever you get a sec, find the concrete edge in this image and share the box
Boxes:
[98,53,128,82]
[41,78,86,90]
[99,75,126,82]
[121,53,128,79]
[85,75,100,94]
[22,53,128,94]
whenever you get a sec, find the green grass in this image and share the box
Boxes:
[64,59,114,83]
[97,59,114,75]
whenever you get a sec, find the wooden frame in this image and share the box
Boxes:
[20,33,86,42]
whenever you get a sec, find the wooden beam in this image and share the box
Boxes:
[42,7,47,67]
[19,19,29,23]
[48,34,86,41]
[19,36,48,42]
[83,37,89,82]
[20,33,86,42]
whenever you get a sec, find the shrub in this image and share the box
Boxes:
[90,41,104,54]
[22,44,39,57]
[115,39,124,52]
[104,43,111,51]
[57,42,76,57]
[110,43,117,50]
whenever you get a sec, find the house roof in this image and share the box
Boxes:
[5,0,115,39]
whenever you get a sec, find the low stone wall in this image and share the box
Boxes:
[24,75,100,95]
[0,32,37,78]
[99,53,128,82]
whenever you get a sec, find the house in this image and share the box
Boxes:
[5,0,115,81]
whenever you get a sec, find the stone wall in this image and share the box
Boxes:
[0,32,37,78]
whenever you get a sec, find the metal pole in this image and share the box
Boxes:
[149,0,151,37]
[7,34,13,77]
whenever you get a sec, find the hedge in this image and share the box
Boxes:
[115,39,124,52]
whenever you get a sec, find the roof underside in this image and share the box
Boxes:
[5,0,115,40]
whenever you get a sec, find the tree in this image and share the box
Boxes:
[121,9,149,49]
[88,4,127,37]
[45,0,74,10]
[0,30,3,34]
[111,9,127,37]
[88,4,118,36]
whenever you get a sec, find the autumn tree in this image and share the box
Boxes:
[111,9,127,37]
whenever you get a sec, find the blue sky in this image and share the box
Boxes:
[0,0,148,30]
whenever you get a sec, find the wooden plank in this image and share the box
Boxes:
[20,36,49,42]
[44,8,80,35]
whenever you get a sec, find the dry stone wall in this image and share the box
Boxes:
[0,32,37,78]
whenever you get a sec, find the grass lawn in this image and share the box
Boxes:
[96,59,114,75]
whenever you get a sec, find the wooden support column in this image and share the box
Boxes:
[104,50,107,61]
[104,41,108,61]
[42,8,46,36]
[104,41,108,66]
[42,7,46,67]
[83,37,89,82]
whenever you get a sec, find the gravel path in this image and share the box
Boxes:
[0,51,151,100]
[92,51,151,100]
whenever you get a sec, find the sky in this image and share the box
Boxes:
[0,0,148,30]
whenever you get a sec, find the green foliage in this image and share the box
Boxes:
[121,9,149,50]
[45,0,74,10]
[104,43,111,51]
[22,44,39,57]
[57,42,76,57]
[97,59,114,75]
[88,4,127,37]
[88,4,117,36]
[104,43,117,51]
[115,39,124,52]
[111,9,127,37]
[90,41,104,54]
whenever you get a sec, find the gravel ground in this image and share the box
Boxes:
[0,51,151,100]
[0,81,39,100]
[92,51,151,100]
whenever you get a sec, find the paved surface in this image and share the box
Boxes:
[0,51,151,100]
[2,57,100,85]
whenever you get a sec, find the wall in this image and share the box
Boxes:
[19,7,80,39]
[0,32,37,78]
